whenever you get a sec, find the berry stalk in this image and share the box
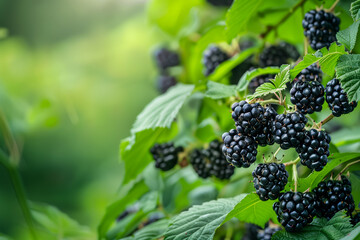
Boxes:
[292,163,298,192]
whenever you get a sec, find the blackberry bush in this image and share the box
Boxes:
[273,191,318,232]
[154,48,180,71]
[222,129,257,168]
[302,10,340,50]
[150,142,184,171]
[296,129,331,171]
[202,45,229,76]
[290,79,325,114]
[253,163,289,201]
[313,176,355,219]
[325,79,357,117]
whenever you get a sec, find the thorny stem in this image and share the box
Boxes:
[328,0,340,13]
[336,159,360,179]
[284,157,300,166]
[260,0,308,38]
[293,163,298,192]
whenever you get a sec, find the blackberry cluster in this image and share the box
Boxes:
[202,45,229,76]
[290,79,325,114]
[253,163,289,201]
[255,106,278,146]
[257,226,282,240]
[154,48,180,71]
[294,64,322,83]
[273,191,318,232]
[157,75,177,93]
[326,79,357,117]
[190,140,235,179]
[351,213,360,226]
[296,129,331,171]
[222,129,258,168]
[271,112,308,149]
[259,42,299,67]
[313,176,355,219]
[230,60,255,85]
[150,143,183,171]
[302,10,340,50]
[206,0,233,7]
[248,74,274,93]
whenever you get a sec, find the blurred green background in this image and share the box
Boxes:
[0,0,163,237]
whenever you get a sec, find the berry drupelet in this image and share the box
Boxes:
[190,149,212,179]
[257,226,282,240]
[154,48,180,71]
[150,142,184,171]
[294,64,322,83]
[326,79,357,117]
[202,45,229,76]
[259,42,299,67]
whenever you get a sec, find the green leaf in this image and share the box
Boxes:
[336,54,360,102]
[236,67,281,92]
[164,195,245,240]
[224,193,277,228]
[205,81,237,99]
[121,219,170,240]
[331,127,360,147]
[351,0,360,21]
[226,0,264,40]
[132,84,194,133]
[30,202,94,239]
[341,224,360,240]
[249,65,290,99]
[349,174,360,205]
[272,212,354,240]
[336,21,360,51]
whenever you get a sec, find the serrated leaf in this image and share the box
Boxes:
[351,0,360,21]
[164,195,245,240]
[205,81,237,99]
[224,193,277,228]
[336,21,360,51]
[272,212,354,240]
[341,224,360,240]
[331,127,360,147]
[290,54,318,79]
[121,219,170,240]
[225,0,263,40]
[236,67,281,92]
[132,84,194,133]
[336,54,360,102]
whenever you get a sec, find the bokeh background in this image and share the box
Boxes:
[0,0,162,238]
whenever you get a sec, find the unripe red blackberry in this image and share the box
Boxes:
[296,129,331,171]
[202,45,229,76]
[313,176,355,219]
[157,75,177,93]
[222,129,258,168]
[253,163,289,201]
[325,79,357,117]
[154,48,180,71]
[302,10,340,50]
[271,112,308,149]
[294,64,322,83]
[150,143,183,171]
[273,191,318,232]
[290,79,325,114]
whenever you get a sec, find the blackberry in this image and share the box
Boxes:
[248,74,274,93]
[222,129,258,168]
[242,224,261,240]
[302,10,340,50]
[157,75,177,93]
[296,129,331,171]
[257,226,282,240]
[143,212,164,227]
[253,163,289,201]
[294,64,322,83]
[259,42,299,67]
[202,45,229,76]
[229,60,255,85]
[254,106,278,146]
[326,79,357,117]
[290,79,325,114]
[313,176,355,219]
[351,212,360,226]
[206,0,233,7]
[154,48,180,71]
[239,39,255,51]
[273,191,318,232]
[190,149,212,179]
[271,112,308,149]
[150,143,183,171]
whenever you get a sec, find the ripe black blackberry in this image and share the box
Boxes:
[259,42,299,67]
[222,129,258,168]
[248,74,275,93]
[290,79,325,114]
[302,10,340,50]
[351,212,360,226]
[271,112,308,149]
[273,191,318,232]
[253,163,289,201]
[150,143,183,171]
[296,129,331,171]
[157,75,177,93]
[206,0,233,7]
[294,64,322,83]
[254,106,277,146]
[313,176,355,219]
[190,149,212,179]
[229,60,255,85]
[257,226,282,240]
[202,45,229,76]
[154,48,180,71]
[326,79,357,117]
[242,224,261,240]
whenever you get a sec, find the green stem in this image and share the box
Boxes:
[0,150,37,239]
[336,159,360,179]
[292,163,298,192]
[272,147,282,162]
[318,113,334,128]
[328,0,340,12]
[258,99,280,105]
[284,157,300,166]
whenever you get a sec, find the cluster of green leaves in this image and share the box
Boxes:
[100,0,360,239]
